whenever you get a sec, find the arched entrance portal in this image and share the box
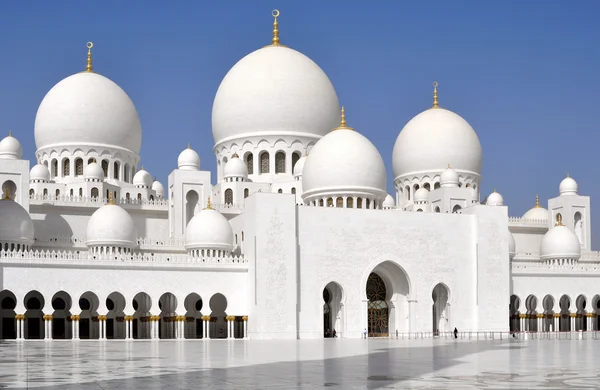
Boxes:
[322,282,343,338]
[367,273,389,337]
[432,283,450,335]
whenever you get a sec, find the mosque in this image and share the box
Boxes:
[0,10,599,341]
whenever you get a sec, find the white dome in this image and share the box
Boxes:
[540,217,581,260]
[293,155,307,177]
[414,187,429,202]
[212,46,339,145]
[152,180,165,197]
[133,168,152,188]
[34,72,142,154]
[185,206,233,252]
[383,194,395,209]
[487,190,504,206]
[86,202,136,248]
[559,175,578,196]
[223,154,248,179]
[440,166,459,188]
[522,196,548,221]
[392,107,482,180]
[30,163,50,182]
[0,133,23,160]
[84,162,104,181]
[509,230,516,260]
[178,147,200,170]
[302,122,386,202]
[0,194,34,246]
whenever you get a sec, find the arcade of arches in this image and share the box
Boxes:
[510,293,600,332]
[0,290,248,340]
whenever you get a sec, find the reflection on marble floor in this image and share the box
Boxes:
[0,338,599,389]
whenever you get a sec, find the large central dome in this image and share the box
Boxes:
[35,70,142,154]
[211,28,339,146]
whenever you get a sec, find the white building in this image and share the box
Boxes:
[0,11,598,341]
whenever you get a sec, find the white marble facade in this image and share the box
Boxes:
[0,11,599,342]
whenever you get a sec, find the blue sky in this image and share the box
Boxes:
[1,1,599,247]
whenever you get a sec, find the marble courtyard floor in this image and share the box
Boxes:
[0,338,599,389]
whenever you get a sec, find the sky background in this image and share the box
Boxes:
[1,1,599,247]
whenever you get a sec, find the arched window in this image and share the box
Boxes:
[435,206,440,213]
[366,199,371,209]
[465,183,470,188]
[292,152,301,171]
[88,158,95,165]
[327,198,333,207]
[124,164,130,182]
[225,189,233,205]
[51,159,58,177]
[424,183,430,191]
[114,162,120,180]
[417,208,423,212]
[242,231,244,241]
[357,198,363,209]
[75,158,83,176]
[574,212,583,245]
[291,187,296,195]
[277,189,283,194]
[319,199,324,207]
[101,160,109,178]
[275,152,285,173]
[336,197,343,207]
[91,187,99,198]
[55,189,60,197]
[62,158,70,176]
[186,190,199,225]
[246,153,254,175]
[405,186,410,200]
[452,204,462,213]
[126,193,130,200]
[29,189,34,196]
[137,193,142,200]
[260,152,269,174]
[70,189,74,196]
[346,197,353,208]
[244,188,249,198]
[149,195,154,201]
[43,188,48,196]
[434,182,441,190]
[79,188,83,197]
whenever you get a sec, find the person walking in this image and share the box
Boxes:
[453,327,458,339]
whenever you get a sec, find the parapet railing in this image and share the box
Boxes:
[32,236,186,251]
[369,330,600,341]
[29,194,168,209]
[508,217,548,226]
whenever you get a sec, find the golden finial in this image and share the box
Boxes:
[335,106,354,130]
[141,165,145,171]
[493,188,496,193]
[205,196,213,210]
[85,42,94,72]
[187,143,191,149]
[8,130,12,137]
[566,173,570,178]
[556,213,563,226]
[232,152,239,158]
[271,10,281,46]
[432,81,439,108]
[447,163,451,169]
[535,194,540,208]
[1,188,11,201]
[108,191,115,205]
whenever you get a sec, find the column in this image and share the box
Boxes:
[48,315,53,339]
[16,315,24,340]
[202,316,210,339]
[519,314,525,332]
[537,314,542,332]
[242,316,248,339]
[99,315,106,340]
[554,314,559,332]
[125,316,131,340]
[44,315,49,340]
[154,316,159,339]
[180,317,185,340]
[570,313,576,332]
[75,316,80,339]
[587,313,592,331]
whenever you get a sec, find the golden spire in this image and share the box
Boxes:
[566,172,570,178]
[204,196,213,210]
[8,130,12,137]
[1,188,11,201]
[534,194,540,208]
[232,152,239,158]
[271,9,281,46]
[141,165,145,171]
[108,191,115,205]
[447,163,451,169]
[432,81,439,108]
[556,213,563,226]
[334,106,354,130]
[85,42,94,72]
[187,143,191,149]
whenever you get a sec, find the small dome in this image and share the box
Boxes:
[382,194,395,209]
[540,215,580,260]
[86,200,137,248]
[223,153,248,179]
[522,195,548,221]
[185,203,233,252]
[559,175,578,196]
[0,191,34,247]
[152,180,165,197]
[487,190,504,206]
[414,187,429,203]
[178,146,200,171]
[440,166,459,188]
[509,230,516,260]
[302,110,386,203]
[84,162,104,181]
[30,163,50,182]
[293,155,307,177]
[0,133,23,160]
[133,168,152,188]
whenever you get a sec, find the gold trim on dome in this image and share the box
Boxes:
[432,81,439,108]
[85,42,94,73]
[334,106,354,131]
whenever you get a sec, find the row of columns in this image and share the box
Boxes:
[517,312,598,331]
[11,314,249,340]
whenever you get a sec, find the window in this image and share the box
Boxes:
[225,189,233,205]
[43,188,48,196]
[357,198,363,209]
[277,189,283,194]
[70,189,74,196]
[114,162,120,180]
[88,158,95,165]
[275,152,285,173]
[291,187,296,195]
[101,160,109,178]
[405,186,410,200]
[292,152,301,171]
[434,182,441,190]
[55,189,60,197]
[91,187,99,198]
[319,199,324,207]
[244,188,249,198]
[75,158,83,176]
[124,164,130,182]
[366,199,371,209]
[435,206,440,213]
[336,197,343,207]
[62,158,70,176]
[246,153,254,175]
[137,193,142,200]
[79,188,83,197]
[52,160,58,177]
[29,189,34,196]
[346,197,353,208]
[424,183,430,191]
[260,152,269,174]
[327,198,333,207]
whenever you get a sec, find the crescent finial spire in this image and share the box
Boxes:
[85,42,94,72]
